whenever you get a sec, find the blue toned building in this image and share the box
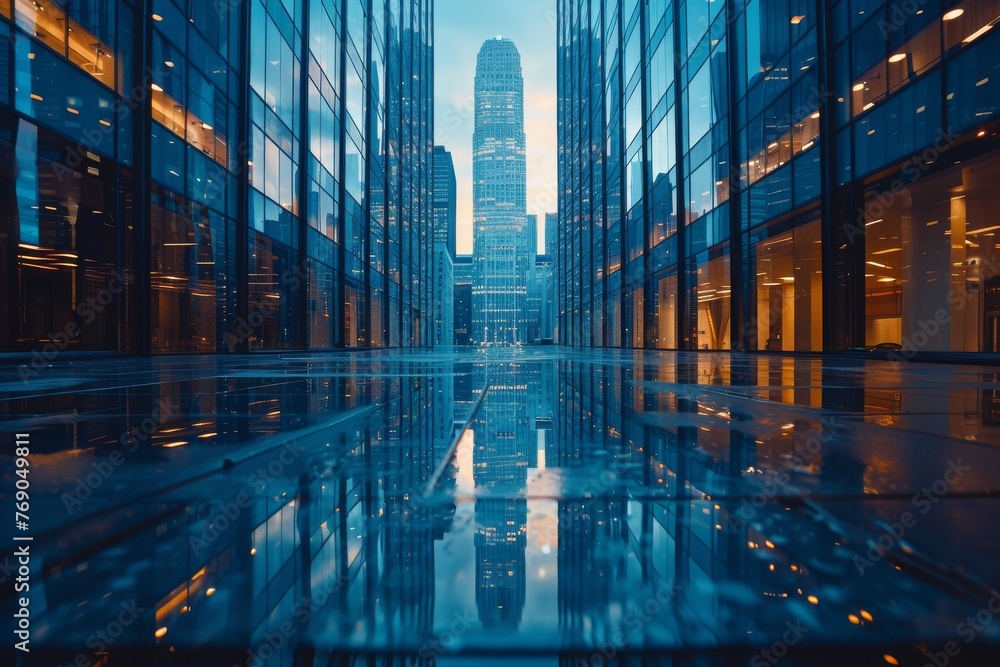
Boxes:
[433,144,457,258]
[433,145,456,347]
[557,0,1000,354]
[453,253,473,345]
[0,0,434,354]
[472,37,531,346]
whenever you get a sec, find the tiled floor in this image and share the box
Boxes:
[2,348,999,665]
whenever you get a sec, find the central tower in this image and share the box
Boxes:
[472,37,529,345]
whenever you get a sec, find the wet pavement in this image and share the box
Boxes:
[1,348,1000,666]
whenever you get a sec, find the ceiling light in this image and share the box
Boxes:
[152,13,163,21]
[964,24,993,43]
[852,83,865,92]
[151,83,164,92]
[790,15,805,24]
[889,53,907,63]
[943,8,964,20]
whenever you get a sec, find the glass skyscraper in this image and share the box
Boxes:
[433,144,457,258]
[472,37,531,345]
[0,0,434,354]
[432,145,456,347]
[557,0,1000,354]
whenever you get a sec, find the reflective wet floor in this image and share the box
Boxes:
[2,348,1000,666]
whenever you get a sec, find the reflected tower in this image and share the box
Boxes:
[473,365,532,627]
[472,37,530,345]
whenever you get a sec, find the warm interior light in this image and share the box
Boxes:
[790,15,805,24]
[852,83,865,92]
[810,111,820,119]
[964,24,993,43]
[888,53,907,63]
[943,8,964,20]
[152,13,163,21]
[151,83,164,92]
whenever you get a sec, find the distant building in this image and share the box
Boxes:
[454,255,474,346]
[434,244,454,348]
[433,146,457,348]
[433,146,458,259]
[526,214,538,257]
[544,212,557,256]
[525,256,556,343]
[472,38,531,345]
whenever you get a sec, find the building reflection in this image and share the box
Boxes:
[471,363,531,628]
[9,351,1000,665]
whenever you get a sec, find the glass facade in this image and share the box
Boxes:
[472,37,531,346]
[0,0,434,354]
[557,0,1000,354]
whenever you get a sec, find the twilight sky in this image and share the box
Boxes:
[434,0,557,255]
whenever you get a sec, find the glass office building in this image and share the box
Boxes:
[472,37,531,345]
[0,0,434,354]
[557,0,1000,353]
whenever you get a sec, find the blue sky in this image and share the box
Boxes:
[434,0,557,254]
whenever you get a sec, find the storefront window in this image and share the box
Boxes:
[654,272,678,349]
[693,250,730,350]
[753,218,822,351]
[150,189,220,353]
[11,118,119,350]
[864,153,1000,352]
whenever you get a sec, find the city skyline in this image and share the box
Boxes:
[5,2,1000,666]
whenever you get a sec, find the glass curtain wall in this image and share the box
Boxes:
[0,0,434,354]
[557,0,1000,354]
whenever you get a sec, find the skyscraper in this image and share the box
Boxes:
[545,212,557,257]
[433,146,458,259]
[453,255,474,346]
[526,214,539,257]
[433,146,457,347]
[472,37,530,345]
